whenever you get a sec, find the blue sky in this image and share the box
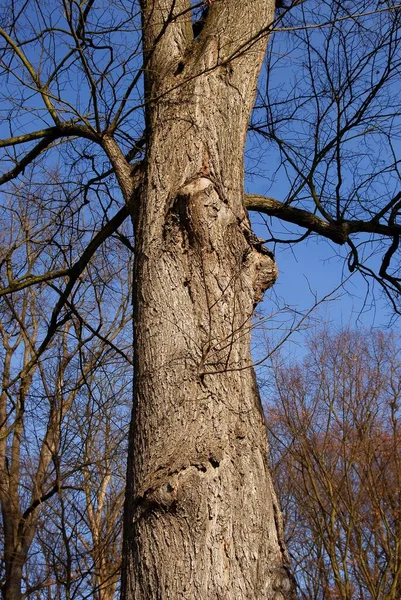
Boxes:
[244,1,401,335]
[0,0,399,338]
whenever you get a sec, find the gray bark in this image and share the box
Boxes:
[121,1,297,597]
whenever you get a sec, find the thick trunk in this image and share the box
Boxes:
[121,1,296,598]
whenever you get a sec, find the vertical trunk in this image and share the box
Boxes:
[122,1,296,597]
[2,528,35,600]
[2,497,38,599]
[2,564,24,600]
[1,380,35,600]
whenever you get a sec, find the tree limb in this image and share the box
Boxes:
[4,203,132,386]
[0,124,99,185]
[244,194,401,245]
[0,268,70,298]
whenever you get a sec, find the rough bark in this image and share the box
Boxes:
[121,1,296,598]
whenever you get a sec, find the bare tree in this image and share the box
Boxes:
[250,0,401,308]
[34,365,130,600]
[0,1,400,598]
[0,189,133,599]
[267,327,401,600]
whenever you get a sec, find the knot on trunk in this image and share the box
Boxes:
[271,565,298,599]
[243,229,278,306]
[135,460,216,519]
[163,177,216,250]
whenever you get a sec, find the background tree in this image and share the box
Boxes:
[0,1,400,598]
[266,327,401,600]
[34,365,130,600]
[0,187,132,599]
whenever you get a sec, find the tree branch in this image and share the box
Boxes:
[244,194,401,245]
[0,268,70,298]
[0,124,99,185]
[4,203,133,386]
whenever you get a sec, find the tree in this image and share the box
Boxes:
[0,1,400,598]
[34,365,130,600]
[266,327,401,599]
[0,188,132,598]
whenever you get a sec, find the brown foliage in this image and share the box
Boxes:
[267,328,401,600]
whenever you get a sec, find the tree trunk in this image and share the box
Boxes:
[1,508,37,600]
[2,565,23,600]
[2,543,28,600]
[121,1,296,598]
